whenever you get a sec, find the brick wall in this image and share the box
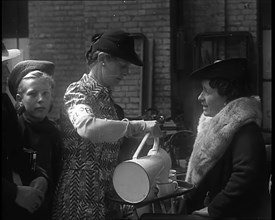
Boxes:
[181,0,257,38]
[28,0,261,126]
[28,0,171,120]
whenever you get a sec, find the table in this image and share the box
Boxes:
[108,181,194,218]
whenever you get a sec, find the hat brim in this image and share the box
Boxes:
[120,52,143,66]
[190,58,248,81]
[2,49,21,62]
[94,42,143,66]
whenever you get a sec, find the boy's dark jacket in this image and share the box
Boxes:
[2,93,62,220]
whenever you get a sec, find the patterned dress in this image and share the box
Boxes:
[52,74,124,220]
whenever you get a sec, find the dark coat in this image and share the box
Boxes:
[184,122,271,219]
[17,114,63,219]
[1,93,48,220]
[2,93,63,220]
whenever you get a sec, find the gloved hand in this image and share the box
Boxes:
[15,185,44,213]
[143,120,163,137]
[127,120,163,137]
[30,176,48,194]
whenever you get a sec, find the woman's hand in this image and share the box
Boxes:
[126,120,163,138]
[144,120,163,137]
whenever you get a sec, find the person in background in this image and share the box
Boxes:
[141,58,271,220]
[2,44,47,219]
[7,60,63,220]
[52,29,163,220]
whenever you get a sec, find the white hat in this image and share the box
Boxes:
[2,42,21,62]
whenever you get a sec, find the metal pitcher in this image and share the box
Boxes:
[112,133,172,203]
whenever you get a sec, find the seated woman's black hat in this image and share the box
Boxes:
[190,58,248,81]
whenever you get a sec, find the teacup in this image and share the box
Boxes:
[156,179,178,198]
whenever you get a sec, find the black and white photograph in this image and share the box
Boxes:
[2,1,271,219]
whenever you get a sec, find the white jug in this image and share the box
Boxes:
[112,133,172,203]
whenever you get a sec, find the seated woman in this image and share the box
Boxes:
[141,58,271,220]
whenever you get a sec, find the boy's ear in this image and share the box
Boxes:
[97,52,105,63]
[16,93,22,102]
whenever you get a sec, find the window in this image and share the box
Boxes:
[2,0,28,38]
[193,32,253,69]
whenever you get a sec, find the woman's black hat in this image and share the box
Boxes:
[91,30,143,66]
[190,58,248,81]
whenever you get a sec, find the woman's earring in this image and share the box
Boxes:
[102,62,105,66]
[224,102,227,106]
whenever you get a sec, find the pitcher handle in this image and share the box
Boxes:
[132,133,150,159]
[147,136,160,156]
[151,137,159,151]
[132,133,159,159]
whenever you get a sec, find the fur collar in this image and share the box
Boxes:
[185,96,262,185]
